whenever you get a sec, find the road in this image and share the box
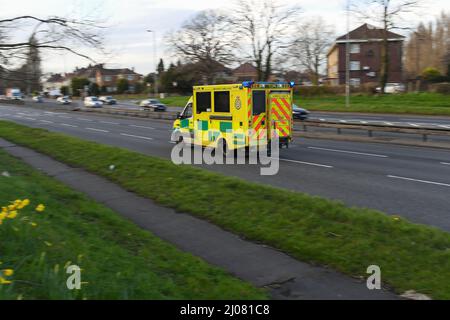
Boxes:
[1,103,450,232]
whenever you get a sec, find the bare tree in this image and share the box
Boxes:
[167,10,237,84]
[229,0,301,81]
[289,17,334,85]
[352,0,420,93]
[0,14,105,88]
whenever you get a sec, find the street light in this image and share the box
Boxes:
[146,29,158,96]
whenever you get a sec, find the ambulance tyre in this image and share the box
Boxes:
[217,139,231,158]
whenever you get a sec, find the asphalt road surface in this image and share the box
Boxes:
[1,103,450,232]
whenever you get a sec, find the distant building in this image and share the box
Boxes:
[43,64,144,94]
[232,62,259,82]
[326,24,405,86]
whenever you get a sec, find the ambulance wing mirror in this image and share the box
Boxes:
[176,112,182,119]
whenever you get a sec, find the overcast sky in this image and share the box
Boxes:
[2,0,449,75]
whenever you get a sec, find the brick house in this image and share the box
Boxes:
[94,65,143,93]
[327,24,405,86]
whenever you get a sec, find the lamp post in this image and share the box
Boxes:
[146,29,158,97]
[345,0,351,108]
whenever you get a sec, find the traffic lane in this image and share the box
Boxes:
[2,107,450,230]
[312,111,450,124]
[300,125,450,144]
[3,104,450,165]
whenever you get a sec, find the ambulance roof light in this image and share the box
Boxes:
[242,81,254,88]
[289,81,295,88]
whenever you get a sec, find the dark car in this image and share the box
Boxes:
[99,96,117,105]
[292,104,310,120]
[143,103,167,112]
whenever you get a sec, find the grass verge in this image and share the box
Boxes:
[0,121,449,299]
[156,93,450,116]
[296,93,450,116]
[0,149,266,300]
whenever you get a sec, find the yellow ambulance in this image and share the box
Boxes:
[172,81,295,153]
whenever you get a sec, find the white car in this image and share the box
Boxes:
[84,96,103,108]
[57,96,72,105]
[376,83,406,94]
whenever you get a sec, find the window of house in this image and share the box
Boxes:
[350,44,360,54]
[104,76,112,81]
[127,75,134,81]
[350,78,361,87]
[214,91,230,113]
[366,49,374,57]
[350,61,360,71]
[196,92,211,114]
[252,91,266,115]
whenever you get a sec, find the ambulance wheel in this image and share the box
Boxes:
[176,135,183,144]
[217,139,231,157]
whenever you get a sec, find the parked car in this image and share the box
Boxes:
[292,104,310,120]
[57,96,72,105]
[375,83,406,94]
[84,96,103,108]
[99,96,117,105]
[139,98,161,107]
[32,96,44,103]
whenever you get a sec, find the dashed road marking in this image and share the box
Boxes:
[129,125,155,130]
[388,175,450,188]
[100,121,120,125]
[86,127,109,133]
[120,133,154,140]
[441,162,450,166]
[78,118,94,122]
[61,123,78,128]
[39,120,54,124]
[308,146,388,158]
[280,158,333,168]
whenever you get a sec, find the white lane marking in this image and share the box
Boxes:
[279,158,333,168]
[129,124,155,130]
[61,123,78,128]
[308,146,388,158]
[22,117,36,121]
[388,175,450,188]
[384,122,394,126]
[58,115,72,119]
[361,121,368,124]
[86,127,109,133]
[77,118,94,122]
[100,121,119,125]
[438,125,450,129]
[441,162,450,166]
[39,120,54,124]
[339,120,347,123]
[120,133,154,140]
[409,123,420,127]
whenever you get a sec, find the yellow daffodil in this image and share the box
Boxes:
[30,222,38,227]
[7,211,18,219]
[3,269,13,277]
[0,277,12,285]
[8,204,16,211]
[35,204,45,212]
[17,199,30,209]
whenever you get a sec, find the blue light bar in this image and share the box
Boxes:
[242,81,254,88]
[289,81,296,88]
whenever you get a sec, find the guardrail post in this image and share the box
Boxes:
[368,130,373,137]
[337,128,342,135]
[423,134,428,142]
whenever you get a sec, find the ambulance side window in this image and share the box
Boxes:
[196,92,211,114]
[214,91,230,113]
[253,91,266,115]
[183,103,192,118]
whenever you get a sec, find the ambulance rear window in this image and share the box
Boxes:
[252,91,266,115]
[196,92,211,114]
[214,91,230,113]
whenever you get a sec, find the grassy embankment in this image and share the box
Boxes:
[0,121,449,299]
[0,149,266,300]
[152,93,450,116]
